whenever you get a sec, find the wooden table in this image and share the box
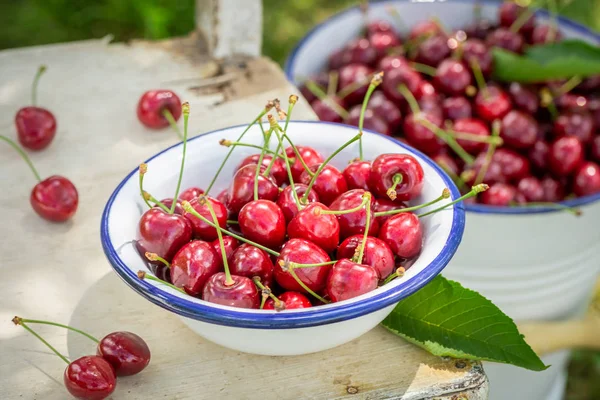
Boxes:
[0,31,488,399]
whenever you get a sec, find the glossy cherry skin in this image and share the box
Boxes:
[64,356,116,400]
[461,39,493,76]
[236,153,287,186]
[312,97,345,123]
[136,208,192,263]
[474,85,512,122]
[591,136,600,163]
[516,176,545,203]
[370,31,401,59]
[287,202,340,254]
[486,28,524,53]
[238,200,286,249]
[541,176,566,202]
[415,35,451,67]
[342,38,378,66]
[178,187,204,202]
[211,236,239,262]
[442,97,472,121]
[345,106,391,136]
[326,259,379,302]
[415,81,440,103]
[274,238,331,293]
[343,160,372,191]
[462,152,507,186]
[480,183,517,206]
[573,162,600,197]
[434,59,472,96]
[453,118,490,154]
[137,90,182,129]
[499,2,535,34]
[229,244,274,287]
[374,197,406,226]
[381,67,423,106]
[508,83,539,114]
[403,112,444,155]
[337,235,395,279]
[500,110,538,150]
[409,19,443,40]
[338,64,374,106]
[160,198,184,215]
[495,148,531,181]
[367,20,394,36]
[15,107,56,150]
[227,164,278,215]
[202,273,259,309]
[299,164,348,206]
[329,189,379,239]
[377,55,409,72]
[300,72,331,104]
[368,91,402,132]
[464,19,495,40]
[369,153,424,202]
[276,184,319,223]
[170,240,222,296]
[548,137,584,177]
[528,140,550,172]
[553,112,594,144]
[97,331,150,376]
[182,196,227,241]
[264,291,312,310]
[555,93,589,112]
[285,146,324,183]
[531,24,562,44]
[378,212,422,259]
[30,175,78,222]
[216,189,229,209]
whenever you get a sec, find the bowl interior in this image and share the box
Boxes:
[102,121,463,326]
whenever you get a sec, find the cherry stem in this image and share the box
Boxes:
[285,260,337,269]
[145,252,170,268]
[417,117,475,165]
[143,191,170,213]
[273,129,301,210]
[438,161,468,192]
[162,109,183,140]
[218,140,285,158]
[410,62,437,77]
[226,219,239,225]
[418,184,489,217]
[288,267,330,304]
[327,71,339,98]
[206,103,274,194]
[387,173,404,201]
[254,127,273,201]
[317,195,370,216]
[474,120,501,185]
[355,193,372,264]
[12,317,70,364]
[263,141,282,177]
[169,103,190,214]
[375,188,451,216]
[301,132,362,203]
[202,196,234,286]
[305,80,349,120]
[358,72,384,160]
[448,129,503,146]
[181,201,280,257]
[540,88,559,121]
[382,267,406,285]
[0,134,43,182]
[398,84,421,115]
[337,73,374,100]
[510,201,582,216]
[14,317,99,343]
[252,277,283,309]
[509,7,535,34]
[284,94,298,136]
[283,133,315,177]
[137,270,186,294]
[469,59,488,99]
[138,164,153,209]
[557,76,582,96]
[31,65,47,107]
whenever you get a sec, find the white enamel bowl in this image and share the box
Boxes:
[101,121,464,356]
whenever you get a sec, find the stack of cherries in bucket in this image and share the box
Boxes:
[300,2,600,206]
[134,90,483,311]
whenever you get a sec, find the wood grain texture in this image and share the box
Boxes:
[0,37,487,399]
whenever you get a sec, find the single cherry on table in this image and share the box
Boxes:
[137,90,182,129]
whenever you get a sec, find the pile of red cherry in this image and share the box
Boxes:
[299,2,600,206]
[134,96,471,311]
[13,316,150,400]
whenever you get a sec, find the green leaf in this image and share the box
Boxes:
[492,39,600,83]
[382,275,548,371]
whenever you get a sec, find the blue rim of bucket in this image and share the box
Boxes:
[101,121,465,329]
[284,0,600,215]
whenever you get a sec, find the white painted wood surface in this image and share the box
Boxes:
[0,37,487,399]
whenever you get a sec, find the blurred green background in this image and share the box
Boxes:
[0,0,598,398]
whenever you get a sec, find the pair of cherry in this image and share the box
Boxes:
[13,317,150,400]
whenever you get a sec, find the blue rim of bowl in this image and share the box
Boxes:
[284,0,600,215]
[101,120,465,329]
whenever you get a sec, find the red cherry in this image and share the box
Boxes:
[368,91,402,132]
[159,198,184,215]
[500,110,539,150]
[338,64,374,106]
[182,197,227,241]
[464,19,495,40]
[415,35,451,67]
[329,189,379,239]
[216,189,229,208]
[211,236,239,262]
[453,118,490,154]
[326,259,379,302]
[343,38,378,66]
[409,20,443,40]
[137,90,182,129]
[378,212,423,259]
[227,164,278,215]
[442,96,472,121]
[461,39,493,76]
[573,162,600,196]
[403,112,444,155]
[312,97,345,123]
[433,152,460,176]
[499,2,536,34]
[97,332,150,376]
[274,238,331,293]
[343,160,372,191]
[381,67,423,106]
[377,55,409,72]
[238,200,286,249]
[276,184,319,223]
[285,146,324,182]
[337,235,395,279]
[528,140,550,172]
[345,106,391,136]
[299,164,348,206]
[235,153,287,186]
[64,356,116,400]
[474,85,512,122]
[495,148,531,182]
[300,72,332,104]
[178,187,204,202]
[548,136,584,177]
[370,31,401,58]
[486,28,524,53]
[553,112,595,144]
[555,93,589,112]
[541,176,566,202]
[170,240,222,296]
[229,244,274,287]
[367,20,394,36]
[480,183,517,206]
[369,153,425,202]
[136,208,192,263]
[15,107,56,150]
[30,175,78,222]
[329,48,347,70]
[508,83,539,114]
[374,198,407,227]
[434,59,472,96]
[287,202,340,254]
[516,177,544,203]
[202,272,259,309]
[415,80,440,103]
[264,291,312,309]
[531,24,562,44]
